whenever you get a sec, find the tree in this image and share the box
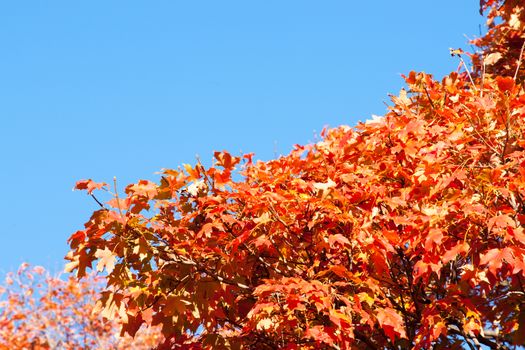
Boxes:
[67,1,525,348]
[0,263,162,349]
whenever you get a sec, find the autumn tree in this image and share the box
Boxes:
[0,263,162,349]
[67,1,525,348]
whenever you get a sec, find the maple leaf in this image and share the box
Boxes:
[64,260,79,274]
[164,296,187,316]
[256,318,273,331]
[95,247,117,273]
[183,163,200,180]
[496,76,515,92]
[442,242,469,264]
[107,197,130,211]
[126,180,157,199]
[390,88,411,106]
[186,179,207,196]
[214,151,240,170]
[479,248,515,276]
[376,307,406,341]
[328,234,350,248]
[305,326,335,346]
[484,52,502,65]
[488,214,515,230]
[425,228,444,250]
[74,179,107,194]
[312,178,336,197]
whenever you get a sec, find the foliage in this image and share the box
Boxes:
[0,263,162,349]
[472,0,525,80]
[67,1,525,349]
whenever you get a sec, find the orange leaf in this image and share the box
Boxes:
[74,179,107,194]
[480,248,515,276]
[328,234,350,248]
[126,180,158,199]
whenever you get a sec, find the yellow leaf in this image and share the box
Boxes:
[484,52,502,65]
[254,212,271,225]
[256,318,273,331]
[95,247,117,273]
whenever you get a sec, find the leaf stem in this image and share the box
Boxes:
[113,176,124,218]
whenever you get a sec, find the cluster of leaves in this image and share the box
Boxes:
[66,0,525,349]
[472,0,525,80]
[0,263,162,349]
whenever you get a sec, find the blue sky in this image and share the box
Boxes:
[0,1,482,274]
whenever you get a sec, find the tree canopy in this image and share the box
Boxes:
[0,264,162,349]
[66,1,525,348]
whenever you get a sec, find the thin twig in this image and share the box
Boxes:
[459,57,478,92]
[514,39,525,81]
[451,48,477,91]
[155,244,251,290]
[90,194,106,209]
[268,203,289,229]
[424,86,436,110]
[195,155,214,191]
[113,176,124,217]
[481,54,486,98]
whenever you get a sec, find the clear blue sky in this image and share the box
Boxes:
[1,1,482,274]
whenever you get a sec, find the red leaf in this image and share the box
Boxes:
[442,242,469,264]
[376,307,406,341]
[305,326,336,346]
[496,76,515,92]
[75,179,107,194]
